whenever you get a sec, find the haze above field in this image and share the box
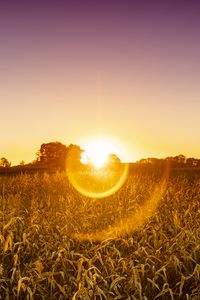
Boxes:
[1,1,200,165]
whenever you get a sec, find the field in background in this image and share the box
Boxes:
[0,172,200,299]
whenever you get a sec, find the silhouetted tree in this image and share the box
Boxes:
[108,153,121,164]
[165,155,186,168]
[36,142,83,171]
[0,157,11,167]
[66,144,84,170]
[186,157,198,167]
[175,154,186,165]
[138,158,149,164]
[105,154,122,171]
[36,142,68,171]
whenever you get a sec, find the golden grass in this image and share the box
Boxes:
[0,172,199,299]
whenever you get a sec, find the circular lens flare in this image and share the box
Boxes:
[66,144,129,199]
[65,142,170,241]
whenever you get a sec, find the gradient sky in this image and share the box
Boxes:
[1,1,200,165]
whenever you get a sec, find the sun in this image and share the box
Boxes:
[80,138,118,169]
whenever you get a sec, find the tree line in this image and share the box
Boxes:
[1,142,200,172]
[138,154,200,168]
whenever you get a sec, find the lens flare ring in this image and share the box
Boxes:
[75,166,169,241]
[66,147,129,199]
[66,147,169,241]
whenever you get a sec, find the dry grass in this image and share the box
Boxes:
[0,172,200,299]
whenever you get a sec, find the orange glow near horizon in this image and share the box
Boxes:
[1,2,200,164]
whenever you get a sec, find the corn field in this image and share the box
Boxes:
[0,172,200,299]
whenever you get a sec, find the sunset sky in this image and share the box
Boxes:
[1,1,200,165]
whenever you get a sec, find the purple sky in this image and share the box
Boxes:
[0,1,200,164]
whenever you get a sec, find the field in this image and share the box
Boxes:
[0,171,200,299]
